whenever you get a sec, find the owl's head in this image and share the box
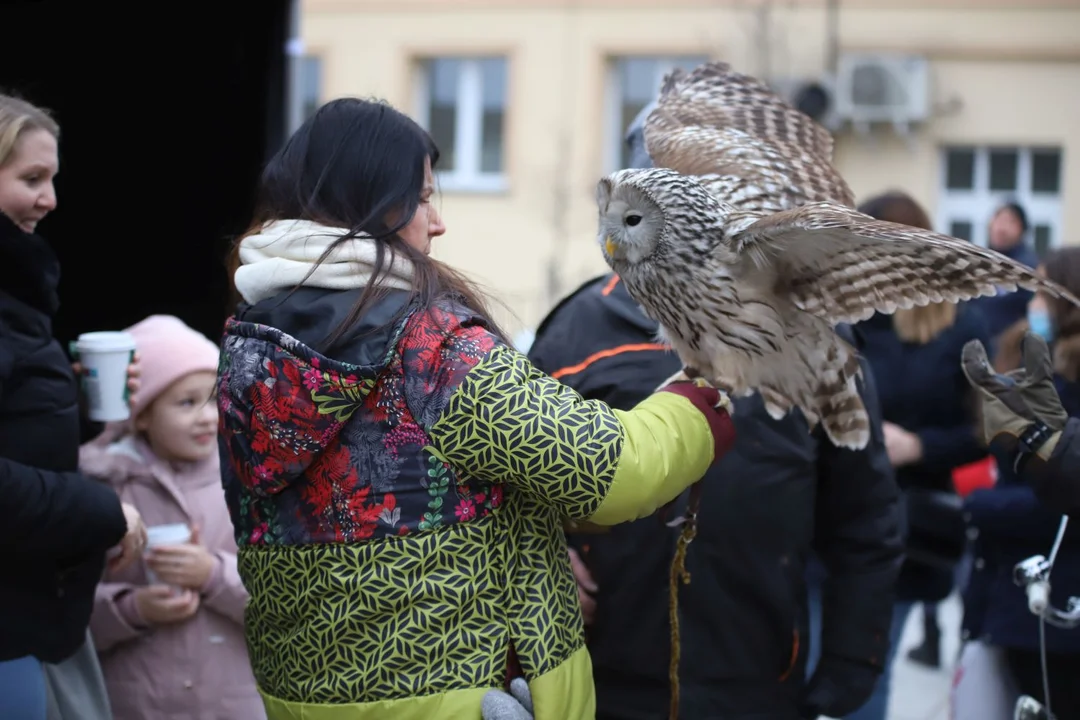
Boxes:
[596,168,720,270]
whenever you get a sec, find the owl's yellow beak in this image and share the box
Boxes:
[604,236,616,257]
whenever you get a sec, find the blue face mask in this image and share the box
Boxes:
[1028,307,1054,342]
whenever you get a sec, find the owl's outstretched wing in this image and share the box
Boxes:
[643,61,854,212]
[727,203,1080,325]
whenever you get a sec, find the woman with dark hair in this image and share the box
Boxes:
[820,191,990,720]
[217,97,736,719]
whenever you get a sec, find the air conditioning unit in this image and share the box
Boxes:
[834,53,930,129]
[769,76,843,132]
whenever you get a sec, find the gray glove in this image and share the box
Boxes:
[481,678,534,720]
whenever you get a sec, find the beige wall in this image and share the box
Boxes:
[302,0,1080,336]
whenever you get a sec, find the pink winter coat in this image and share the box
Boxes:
[81,430,265,720]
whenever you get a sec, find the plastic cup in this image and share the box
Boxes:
[75,331,136,422]
[145,523,192,588]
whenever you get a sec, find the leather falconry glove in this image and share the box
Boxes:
[961,332,1068,462]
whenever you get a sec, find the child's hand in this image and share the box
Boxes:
[145,526,216,590]
[134,586,200,625]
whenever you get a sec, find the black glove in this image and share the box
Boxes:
[801,654,881,719]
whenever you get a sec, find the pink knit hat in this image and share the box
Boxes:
[125,315,220,418]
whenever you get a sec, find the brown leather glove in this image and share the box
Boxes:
[961,333,1068,460]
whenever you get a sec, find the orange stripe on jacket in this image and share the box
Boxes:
[550,343,670,379]
[601,275,621,296]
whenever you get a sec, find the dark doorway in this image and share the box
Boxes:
[0,1,291,345]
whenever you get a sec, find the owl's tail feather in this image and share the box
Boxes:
[813,342,870,450]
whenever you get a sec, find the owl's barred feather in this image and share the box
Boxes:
[595,61,1080,450]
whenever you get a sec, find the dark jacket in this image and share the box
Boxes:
[1034,416,1080,516]
[0,212,128,663]
[854,306,991,602]
[962,371,1080,654]
[972,242,1040,342]
[527,274,904,720]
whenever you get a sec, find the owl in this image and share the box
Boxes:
[596,61,1080,450]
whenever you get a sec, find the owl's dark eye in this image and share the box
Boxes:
[625,213,643,227]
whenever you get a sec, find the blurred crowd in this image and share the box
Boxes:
[0,60,1077,720]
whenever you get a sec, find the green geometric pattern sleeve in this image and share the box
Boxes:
[427,345,624,519]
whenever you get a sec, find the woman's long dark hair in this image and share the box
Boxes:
[227,97,506,349]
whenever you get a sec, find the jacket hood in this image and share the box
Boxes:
[217,317,391,497]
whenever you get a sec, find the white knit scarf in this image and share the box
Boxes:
[232,219,415,304]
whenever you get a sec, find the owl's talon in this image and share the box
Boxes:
[657,368,693,392]
[713,390,733,414]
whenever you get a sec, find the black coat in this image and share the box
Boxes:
[0,212,127,663]
[1034,416,1080,517]
[528,274,903,720]
[855,308,990,602]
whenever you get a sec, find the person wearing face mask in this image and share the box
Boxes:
[0,93,149,720]
[953,247,1080,719]
[1026,298,1054,344]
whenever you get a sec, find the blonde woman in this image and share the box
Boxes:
[842,191,991,720]
[0,93,146,719]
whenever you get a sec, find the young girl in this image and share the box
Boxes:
[82,315,263,720]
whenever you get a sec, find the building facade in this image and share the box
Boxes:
[300,0,1080,337]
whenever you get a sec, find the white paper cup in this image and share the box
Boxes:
[75,331,136,422]
[145,523,192,588]
[146,523,192,548]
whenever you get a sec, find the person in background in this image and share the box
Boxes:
[527,101,903,720]
[0,93,147,720]
[955,247,1080,719]
[974,201,1041,343]
[810,191,991,720]
[82,314,263,720]
[216,97,735,720]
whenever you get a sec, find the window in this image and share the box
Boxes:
[299,56,322,121]
[604,55,710,172]
[415,57,508,193]
[937,146,1064,258]
[286,54,323,135]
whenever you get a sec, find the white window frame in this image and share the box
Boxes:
[415,57,508,194]
[936,146,1064,254]
[603,55,710,173]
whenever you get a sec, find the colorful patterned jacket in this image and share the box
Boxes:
[216,287,734,720]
